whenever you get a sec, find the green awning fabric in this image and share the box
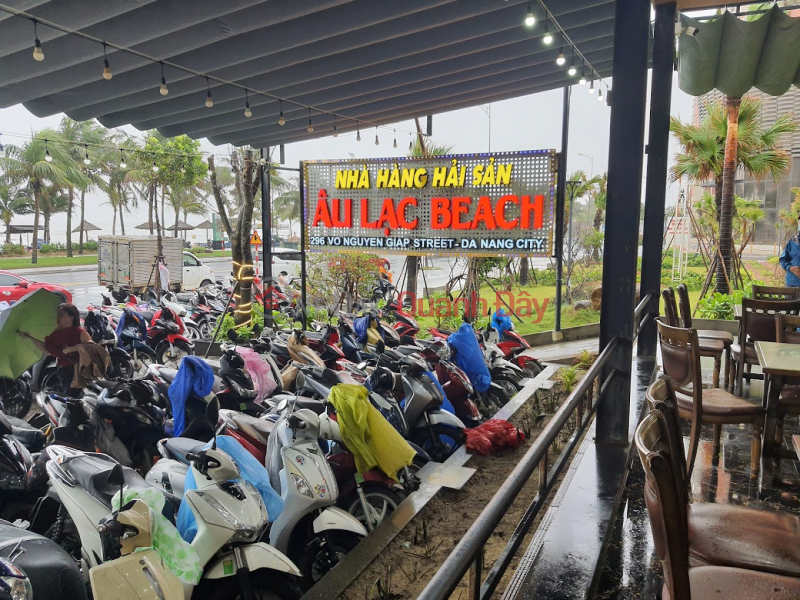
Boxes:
[678,6,800,98]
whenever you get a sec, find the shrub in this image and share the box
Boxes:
[190,245,211,254]
[39,244,55,254]
[556,366,580,393]
[83,240,98,251]
[1,243,25,256]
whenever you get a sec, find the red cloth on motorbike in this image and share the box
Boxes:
[465,419,525,455]
[45,326,86,367]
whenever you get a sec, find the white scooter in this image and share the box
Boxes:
[149,395,368,589]
[46,398,303,599]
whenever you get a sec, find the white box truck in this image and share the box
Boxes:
[98,236,215,300]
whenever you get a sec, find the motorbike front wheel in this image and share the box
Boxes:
[202,569,302,600]
[519,358,544,379]
[0,377,32,418]
[107,354,134,380]
[411,424,465,463]
[343,484,405,530]
[156,340,193,368]
[130,348,157,378]
[294,531,363,590]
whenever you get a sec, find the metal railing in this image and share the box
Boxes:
[417,292,654,600]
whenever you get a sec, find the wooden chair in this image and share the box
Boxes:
[676,283,733,389]
[644,377,800,577]
[635,410,800,599]
[772,313,800,455]
[656,318,764,477]
[752,285,800,301]
[731,298,800,396]
[662,287,725,388]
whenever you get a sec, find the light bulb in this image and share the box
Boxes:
[333,124,338,137]
[84,152,91,165]
[120,159,127,169]
[525,7,535,27]
[568,63,577,76]
[543,26,553,45]
[152,161,159,172]
[393,137,397,149]
[307,119,314,133]
[45,149,52,162]
[589,80,595,93]
[579,72,587,85]
[375,133,379,146]
[103,59,112,80]
[180,164,186,174]
[244,102,252,118]
[556,52,565,66]
[205,91,213,108]
[33,39,43,61]
[278,111,285,126]
[160,78,168,95]
[357,129,361,142]
[597,89,603,101]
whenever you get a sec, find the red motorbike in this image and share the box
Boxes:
[146,302,194,367]
[385,300,420,340]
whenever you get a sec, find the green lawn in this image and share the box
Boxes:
[0,254,98,269]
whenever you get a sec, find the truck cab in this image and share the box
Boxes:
[182,251,215,290]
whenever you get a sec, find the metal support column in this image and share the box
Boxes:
[260,148,274,327]
[299,161,307,323]
[638,1,677,357]
[597,0,650,445]
[554,86,570,337]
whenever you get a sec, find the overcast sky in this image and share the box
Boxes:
[0,75,695,245]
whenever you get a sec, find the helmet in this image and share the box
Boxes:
[372,366,396,391]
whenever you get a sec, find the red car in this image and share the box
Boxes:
[0,270,72,305]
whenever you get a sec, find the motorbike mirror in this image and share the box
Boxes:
[252,323,263,336]
[295,371,306,390]
[0,558,32,600]
[357,361,367,370]
[375,339,385,354]
[226,329,239,343]
[206,396,220,449]
[107,463,125,515]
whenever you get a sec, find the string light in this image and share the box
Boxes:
[119,149,126,169]
[568,56,577,77]
[356,122,361,142]
[180,163,186,174]
[409,136,413,152]
[44,139,52,162]
[32,19,43,61]
[393,130,397,149]
[374,127,379,146]
[152,159,159,173]
[159,61,168,95]
[102,42,112,80]
[244,89,252,117]
[83,144,90,165]
[542,16,553,45]
[333,115,338,137]
[579,68,587,85]
[597,89,603,102]
[307,108,314,133]
[556,47,565,66]
[525,5,535,27]
[205,77,213,108]
[278,100,285,126]
[589,79,595,93]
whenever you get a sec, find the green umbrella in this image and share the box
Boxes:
[0,288,61,379]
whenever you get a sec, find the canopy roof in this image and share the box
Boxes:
[0,0,616,148]
[193,219,214,230]
[2,224,34,234]
[72,219,101,233]
[166,220,195,231]
[678,6,800,98]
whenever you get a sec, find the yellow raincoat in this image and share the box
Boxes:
[328,384,416,481]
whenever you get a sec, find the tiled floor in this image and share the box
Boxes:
[595,376,800,599]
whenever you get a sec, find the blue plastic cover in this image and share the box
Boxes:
[353,314,382,345]
[176,435,283,542]
[115,310,147,348]
[168,356,215,437]
[490,309,513,334]
[423,371,455,415]
[448,323,491,393]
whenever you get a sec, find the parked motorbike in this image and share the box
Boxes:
[117,307,159,378]
[146,302,194,367]
[0,374,32,419]
[0,411,47,523]
[83,309,133,380]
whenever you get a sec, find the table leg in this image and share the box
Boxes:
[760,374,779,487]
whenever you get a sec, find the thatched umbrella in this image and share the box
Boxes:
[194,219,213,243]
[72,220,101,234]
[134,220,161,234]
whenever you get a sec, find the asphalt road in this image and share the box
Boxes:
[15,254,552,310]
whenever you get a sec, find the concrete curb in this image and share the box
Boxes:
[5,254,234,276]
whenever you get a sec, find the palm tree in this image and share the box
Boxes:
[169,186,208,238]
[0,131,82,263]
[273,181,300,238]
[39,184,69,244]
[0,181,33,245]
[670,96,794,292]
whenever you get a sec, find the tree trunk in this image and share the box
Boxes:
[153,184,163,295]
[161,185,166,237]
[4,220,10,245]
[714,174,723,224]
[519,256,529,285]
[119,197,126,235]
[112,205,117,235]
[79,189,86,254]
[66,188,74,257]
[174,207,180,238]
[148,187,154,234]
[716,96,741,294]
[405,256,418,298]
[43,211,50,244]
[31,185,41,264]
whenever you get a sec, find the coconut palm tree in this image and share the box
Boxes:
[39,184,69,244]
[670,96,794,292]
[0,181,33,245]
[0,131,82,263]
[273,181,300,238]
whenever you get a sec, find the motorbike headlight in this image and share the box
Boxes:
[291,473,314,498]
[0,562,33,600]
[193,490,259,542]
[245,480,270,529]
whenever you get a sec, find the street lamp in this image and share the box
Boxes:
[479,104,491,152]
[565,180,582,304]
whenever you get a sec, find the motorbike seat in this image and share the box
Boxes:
[157,367,179,384]
[62,452,180,518]
[10,425,46,452]
[230,413,274,445]
[162,437,206,464]
[270,393,325,414]
[270,342,291,359]
[175,292,194,303]
[395,345,422,357]
[139,311,154,322]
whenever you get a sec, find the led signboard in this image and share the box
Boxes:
[302,150,556,257]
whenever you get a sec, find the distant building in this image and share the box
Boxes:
[690,87,800,245]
